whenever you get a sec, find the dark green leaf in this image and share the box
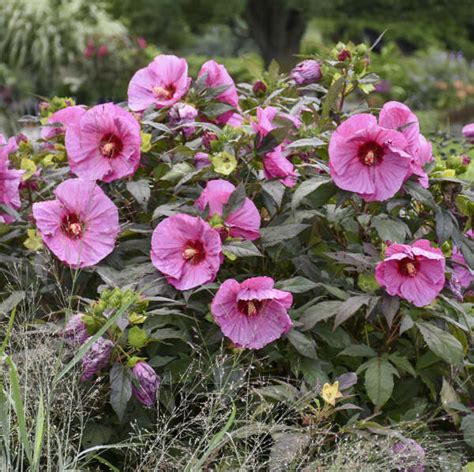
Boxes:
[338,344,377,358]
[292,176,331,210]
[403,180,437,210]
[223,240,262,258]
[435,208,456,244]
[364,358,398,408]
[275,277,317,293]
[416,321,464,364]
[222,183,246,218]
[299,300,342,330]
[110,364,132,421]
[260,224,309,247]
[286,329,317,359]
[334,295,372,328]
[372,215,410,243]
[461,415,474,448]
[126,179,150,211]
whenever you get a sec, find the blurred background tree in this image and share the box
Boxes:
[0,0,473,133]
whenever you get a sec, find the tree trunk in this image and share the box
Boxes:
[244,0,307,71]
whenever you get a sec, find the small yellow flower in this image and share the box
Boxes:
[20,158,37,181]
[24,229,43,252]
[210,151,237,176]
[321,381,343,406]
[140,132,153,153]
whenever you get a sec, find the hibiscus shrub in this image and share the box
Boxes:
[1,42,474,467]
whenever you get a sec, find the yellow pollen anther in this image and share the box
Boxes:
[405,262,417,277]
[183,247,198,260]
[69,223,82,236]
[364,150,375,166]
[101,142,115,157]
[153,86,172,99]
[247,301,257,316]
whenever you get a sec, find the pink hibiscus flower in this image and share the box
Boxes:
[127,55,190,112]
[150,214,222,291]
[41,105,86,140]
[375,239,445,307]
[329,113,412,201]
[65,103,141,183]
[379,101,433,187]
[32,178,120,268]
[263,145,298,188]
[252,106,301,143]
[198,60,242,126]
[462,123,474,143]
[0,134,23,224]
[211,276,293,349]
[195,179,261,241]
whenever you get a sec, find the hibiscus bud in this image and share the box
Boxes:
[81,337,114,381]
[131,361,160,407]
[252,80,267,96]
[168,102,198,138]
[194,152,210,170]
[136,37,147,49]
[202,131,218,151]
[392,439,425,472]
[337,49,351,62]
[63,314,89,345]
[290,60,322,85]
[38,101,49,115]
[97,45,109,58]
[462,154,471,166]
[462,123,474,143]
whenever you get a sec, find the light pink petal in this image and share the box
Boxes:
[195,179,235,216]
[226,198,261,240]
[379,101,420,153]
[399,272,442,307]
[334,113,377,138]
[32,200,63,236]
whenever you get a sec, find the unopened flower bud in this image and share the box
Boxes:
[81,337,114,381]
[392,439,425,472]
[252,80,267,96]
[290,60,322,85]
[131,361,160,407]
[63,314,89,345]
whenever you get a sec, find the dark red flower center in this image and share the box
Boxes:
[398,257,420,277]
[100,133,123,159]
[182,240,205,265]
[358,141,384,166]
[152,84,175,100]
[237,299,263,316]
[61,213,84,240]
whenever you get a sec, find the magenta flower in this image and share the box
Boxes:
[131,361,160,407]
[375,240,445,307]
[379,101,432,188]
[198,60,242,126]
[263,145,298,188]
[194,152,210,169]
[392,439,425,472]
[151,214,222,291]
[65,103,141,182]
[252,106,301,143]
[211,276,293,349]
[127,54,190,112]
[63,314,89,345]
[0,134,23,224]
[32,179,120,268]
[81,337,114,381]
[41,105,86,140]
[195,179,261,241]
[462,123,474,142]
[329,113,412,201]
[291,60,322,85]
[168,102,198,138]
